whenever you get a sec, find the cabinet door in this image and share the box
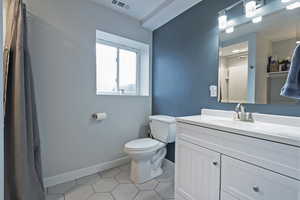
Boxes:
[222,156,300,200]
[221,192,239,200]
[175,139,221,200]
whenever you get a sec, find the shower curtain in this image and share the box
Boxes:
[4,0,45,199]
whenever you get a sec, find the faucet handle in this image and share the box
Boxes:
[236,103,246,112]
[241,104,246,113]
[235,103,241,112]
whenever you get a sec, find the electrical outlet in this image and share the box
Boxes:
[111,0,130,9]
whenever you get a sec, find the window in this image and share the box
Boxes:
[96,41,139,95]
[96,30,150,96]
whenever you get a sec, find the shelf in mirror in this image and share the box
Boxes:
[266,71,289,78]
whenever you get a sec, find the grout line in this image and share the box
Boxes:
[153,180,159,190]
[85,191,95,200]
[111,191,117,200]
[132,189,140,200]
[154,189,164,200]
[91,183,96,194]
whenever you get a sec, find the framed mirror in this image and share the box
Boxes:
[218,0,300,104]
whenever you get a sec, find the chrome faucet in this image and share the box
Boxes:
[234,103,253,122]
[235,103,246,119]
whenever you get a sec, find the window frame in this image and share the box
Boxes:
[96,39,141,96]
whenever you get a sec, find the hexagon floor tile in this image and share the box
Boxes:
[135,191,162,200]
[92,178,119,193]
[46,164,174,200]
[112,184,138,200]
[119,164,130,171]
[48,180,76,194]
[46,194,65,200]
[76,174,101,185]
[115,171,132,184]
[155,166,174,183]
[88,193,114,200]
[101,168,121,178]
[135,179,159,191]
[65,185,94,200]
[155,182,175,199]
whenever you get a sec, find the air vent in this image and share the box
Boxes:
[112,0,130,9]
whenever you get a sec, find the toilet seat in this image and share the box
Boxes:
[125,138,162,151]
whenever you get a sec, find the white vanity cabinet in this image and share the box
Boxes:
[175,110,300,200]
[176,139,220,200]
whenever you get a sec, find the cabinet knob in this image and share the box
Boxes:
[253,186,260,192]
[212,161,218,166]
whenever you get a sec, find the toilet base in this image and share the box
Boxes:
[130,147,166,184]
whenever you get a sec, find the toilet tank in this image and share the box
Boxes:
[149,115,176,143]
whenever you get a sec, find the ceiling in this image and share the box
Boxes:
[90,0,203,30]
[220,42,248,57]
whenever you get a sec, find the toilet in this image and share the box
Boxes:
[124,115,176,183]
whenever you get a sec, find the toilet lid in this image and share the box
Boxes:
[125,138,160,151]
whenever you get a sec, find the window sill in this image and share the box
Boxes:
[96,92,150,97]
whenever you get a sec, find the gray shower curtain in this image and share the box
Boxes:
[4,0,45,199]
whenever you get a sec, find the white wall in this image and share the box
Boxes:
[272,38,296,60]
[26,0,152,180]
[255,34,270,104]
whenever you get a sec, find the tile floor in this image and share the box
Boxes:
[46,162,175,200]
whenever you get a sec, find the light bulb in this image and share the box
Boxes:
[281,0,291,3]
[286,2,300,10]
[226,27,234,34]
[252,16,262,23]
[218,14,227,30]
[245,0,256,18]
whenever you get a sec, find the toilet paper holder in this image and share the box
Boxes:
[92,112,107,121]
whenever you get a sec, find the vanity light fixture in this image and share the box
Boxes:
[226,26,234,34]
[245,0,257,18]
[286,1,300,9]
[218,10,227,30]
[252,16,262,23]
[227,20,234,27]
[281,0,291,2]
[296,41,300,44]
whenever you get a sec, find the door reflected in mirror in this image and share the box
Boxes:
[219,42,249,103]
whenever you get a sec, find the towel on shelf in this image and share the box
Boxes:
[281,44,300,99]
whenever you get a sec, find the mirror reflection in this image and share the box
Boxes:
[219,6,300,104]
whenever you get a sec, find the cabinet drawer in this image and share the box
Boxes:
[221,192,239,200]
[177,123,300,180]
[222,156,300,200]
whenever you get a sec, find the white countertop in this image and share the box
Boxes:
[176,109,300,147]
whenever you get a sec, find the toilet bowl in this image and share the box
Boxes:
[124,115,176,183]
[124,138,167,183]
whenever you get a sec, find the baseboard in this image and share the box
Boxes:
[43,156,130,188]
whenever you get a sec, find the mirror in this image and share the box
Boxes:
[218,3,300,104]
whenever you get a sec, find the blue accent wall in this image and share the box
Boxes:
[152,0,300,162]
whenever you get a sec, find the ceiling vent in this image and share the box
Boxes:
[112,0,130,9]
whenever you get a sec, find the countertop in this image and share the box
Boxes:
[176,113,300,148]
